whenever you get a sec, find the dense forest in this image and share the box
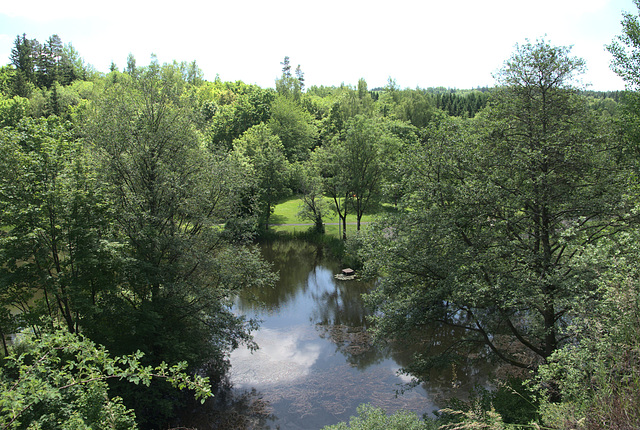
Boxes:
[1,4,640,429]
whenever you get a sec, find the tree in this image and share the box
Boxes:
[536,232,640,429]
[184,60,203,86]
[58,42,86,85]
[357,78,368,100]
[10,34,34,82]
[233,123,290,231]
[268,95,318,161]
[8,34,85,95]
[276,56,302,100]
[84,62,275,426]
[9,34,35,97]
[327,86,375,134]
[0,116,116,336]
[206,83,275,149]
[294,161,328,234]
[342,116,398,231]
[295,64,305,91]
[313,143,351,240]
[33,35,63,89]
[315,116,399,237]
[379,119,420,207]
[607,0,640,90]
[607,0,640,180]
[362,40,630,375]
[322,404,431,430]
[281,56,291,78]
[393,89,438,127]
[125,53,137,77]
[0,96,29,128]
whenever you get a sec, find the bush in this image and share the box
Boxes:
[435,379,539,427]
[0,330,211,429]
[322,404,434,430]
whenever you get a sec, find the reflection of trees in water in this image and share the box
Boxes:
[237,239,374,326]
[176,383,277,430]
[309,275,372,327]
[387,323,495,404]
[237,240,323,311]
[316,320,495,406]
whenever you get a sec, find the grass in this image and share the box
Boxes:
[268,195,396,238]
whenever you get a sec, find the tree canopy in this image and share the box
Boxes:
[1,27,639,430]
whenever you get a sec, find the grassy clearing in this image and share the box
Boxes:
[269,196,338,225]
[268,195,395,237]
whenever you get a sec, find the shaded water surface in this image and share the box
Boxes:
[219,240,492,429]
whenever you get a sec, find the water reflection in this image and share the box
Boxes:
[231,327,322,387]
[310,270,371,327]
[230,239,493,428]
[237,240,323,313]
[236,241,371,328]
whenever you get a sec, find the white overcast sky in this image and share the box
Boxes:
[0,0,636,90]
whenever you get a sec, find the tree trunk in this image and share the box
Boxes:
[342,192,349,240]
[0,327,8,357]
[265,203,271,231]
[314,214,324,234]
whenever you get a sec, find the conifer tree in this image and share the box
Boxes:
[295,64,305,91]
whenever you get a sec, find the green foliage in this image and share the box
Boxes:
[606,2,640,180]
[536,232,640,429]
[313,115,404,239]
[275,56,304,101]
[434,90,490,118]
[0,116,116,335]
[268,95,318,161]
[341,116,400,230]
[2,27,636,430]
[608,0,640,89]
[312,141,350,239]
[9,33,88,95]
[361,40,631,378]
[233,123,291,231]
[322,404,433,430]
[294,162,329,234]
[0,330,211,429]
[78,61,276,427]
[437,405,506,430]
[0,67,16,98]
[0,96,29,128]
[206,82,275,149]
[326,86,376,134]
[437,379,539,427]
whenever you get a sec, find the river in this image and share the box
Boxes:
[208,239,493,429]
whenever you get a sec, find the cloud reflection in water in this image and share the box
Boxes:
[230,326,321,388]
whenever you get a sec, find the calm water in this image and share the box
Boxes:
[224,240,491,429]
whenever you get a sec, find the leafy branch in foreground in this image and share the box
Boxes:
[0,330,212,429]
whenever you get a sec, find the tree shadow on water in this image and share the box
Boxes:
[175,383,279,430]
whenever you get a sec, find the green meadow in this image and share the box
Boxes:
[268,195,393,236]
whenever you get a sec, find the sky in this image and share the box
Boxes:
[0,0,636,91]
